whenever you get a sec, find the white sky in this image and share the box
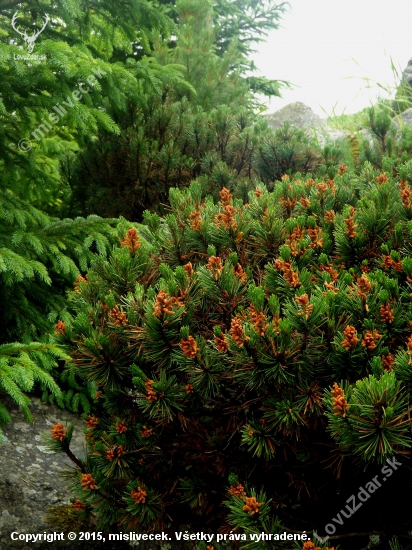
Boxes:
[252,0,412,117]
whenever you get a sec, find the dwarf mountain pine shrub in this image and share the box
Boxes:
[48,166,412,547]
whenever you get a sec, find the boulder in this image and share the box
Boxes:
[0,397,187,550]
[264,101,328,132]
[0,397,129,549]
[402,58,412,87]
[263,102,349,146]
[392,107,412,128]
[262,101,412,149]
[392,58,412,114]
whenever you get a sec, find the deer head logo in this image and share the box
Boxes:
[11,12,49,53]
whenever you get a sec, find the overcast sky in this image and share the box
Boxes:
[252,0,412,117]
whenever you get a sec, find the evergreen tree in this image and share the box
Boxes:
[60,0,262,220]
[59,0,296,221]
[0,185,120,433]
[0,341,63,442]
[49,162,412,546]
[0,0,186,210]
[0,0,191,426]
[64,98,272,220]
[157,0,290,97]
[156,0,251,109]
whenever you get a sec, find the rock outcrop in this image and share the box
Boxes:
[392,107,412,128]
[263,102,350,146]
[402,58,412,87]
[264,101,328,132]
[0,397,181,549]
[263,100,412,149]
[0,397,129,549]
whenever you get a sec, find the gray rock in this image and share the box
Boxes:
[392,107,412,128]
[0,396,126,549]
[402,58,412,87]
[0,397,188,550]
[358,127,375,148]
[264,101,328,131]
[263,102,349,147]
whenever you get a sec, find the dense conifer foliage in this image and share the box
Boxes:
[0,0,186,426]
[50,160,412,547]
[61,0,292,220]
[3,0,412,547]
[0,0,288,430]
